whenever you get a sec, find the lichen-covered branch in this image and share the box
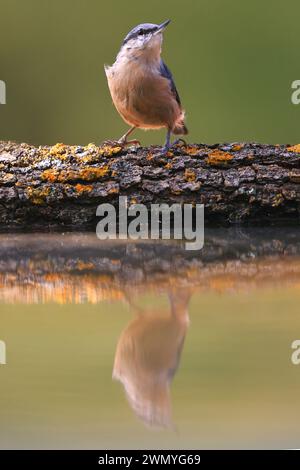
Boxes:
[1,140,300,228]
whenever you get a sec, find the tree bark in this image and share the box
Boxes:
[1,140,300,229]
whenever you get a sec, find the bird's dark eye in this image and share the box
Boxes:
[138,28,144,35]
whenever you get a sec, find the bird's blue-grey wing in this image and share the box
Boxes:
[159,60,181,106]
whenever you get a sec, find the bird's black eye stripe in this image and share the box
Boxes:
[123,27,157,45]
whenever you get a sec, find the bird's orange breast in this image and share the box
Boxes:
[106,61,181,130]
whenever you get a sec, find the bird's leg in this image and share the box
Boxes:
[101,127,140,147]
[118,126,140,146]
[161,129,171,153]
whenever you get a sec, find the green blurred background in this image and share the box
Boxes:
[1,0,300,146]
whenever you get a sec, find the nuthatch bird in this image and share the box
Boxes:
[105,20,188,152]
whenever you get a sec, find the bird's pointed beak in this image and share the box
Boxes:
[155,19,171,34]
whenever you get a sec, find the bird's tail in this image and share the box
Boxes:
[173,123,188,135]
[173,111,188,135]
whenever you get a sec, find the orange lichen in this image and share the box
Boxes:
[184,169,196,182]
[185,145,200,156]
[41,169,60,183]
[75,183,93,194]
[206,150,233,165]
[42,166,109,183]
[232,144,243,151]
[287,144,300,153]
[79,167,109,180]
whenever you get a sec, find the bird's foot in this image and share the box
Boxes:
[161,145,171,154]
[160,138,187,154]
[172,138,187,147]
[122,139,141,147]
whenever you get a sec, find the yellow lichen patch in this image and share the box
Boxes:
[99,145,123,157]
[26,186,51,205]
[49,143,67,156]
[232,143,244,151]
[87,143,99,152]
[206,150,233,165]
[129,197,137,204]
[165,162,172,169]
[184,169,196,182]
[2,173,15,183]
[287,144,300,153]
[271,194,284,207]
[42,166,109,183]
[166,150,174,157]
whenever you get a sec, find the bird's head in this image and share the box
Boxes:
[119,20,170,61]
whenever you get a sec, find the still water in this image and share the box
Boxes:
[0,228,300,449]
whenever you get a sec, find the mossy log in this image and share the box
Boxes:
[1,140,300,228]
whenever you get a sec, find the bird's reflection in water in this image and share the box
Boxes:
[113,290,191,429]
